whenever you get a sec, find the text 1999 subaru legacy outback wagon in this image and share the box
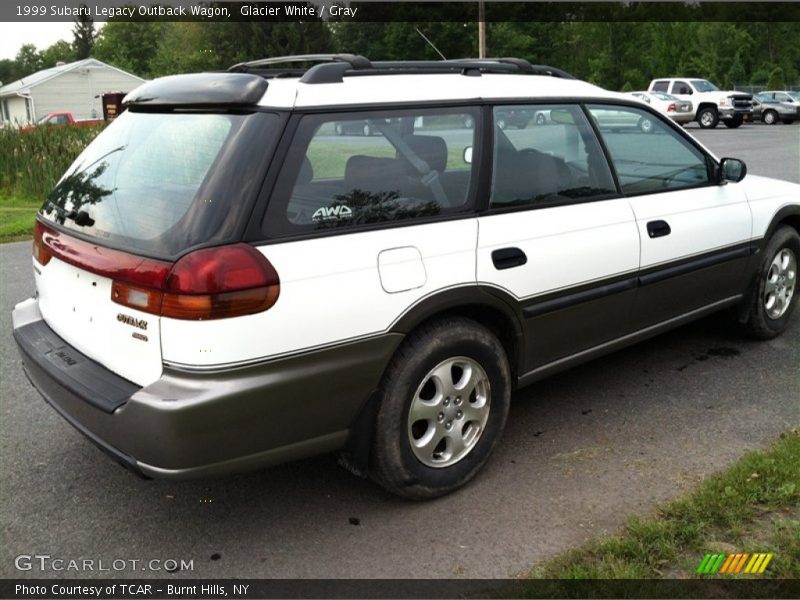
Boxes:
[12,56,800,499]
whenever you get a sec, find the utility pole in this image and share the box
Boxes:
[478,0,486,58]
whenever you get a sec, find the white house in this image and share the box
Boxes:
[0,58,145,126]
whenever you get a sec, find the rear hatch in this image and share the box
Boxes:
[33,109,280,386]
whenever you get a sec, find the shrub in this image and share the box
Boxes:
[0,124,105,200]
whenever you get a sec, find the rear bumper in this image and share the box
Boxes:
[13,297,402,479]
[669,112,695,124]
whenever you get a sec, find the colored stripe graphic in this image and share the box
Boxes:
[697,552,774,575]
[758,554,774,574]
[733,553,749,574]
[696,554,712,574]
[719,554,737,574]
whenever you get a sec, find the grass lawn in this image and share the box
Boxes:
[524,429,799,584]
[0,195,39,243]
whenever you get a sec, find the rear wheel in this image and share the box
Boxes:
[697,107,719,129]
[739,226,799,339]
[370,317,511,499]
[783,119,795,125]
[763,110,778,125]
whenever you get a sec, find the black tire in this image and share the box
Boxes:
[763,110,778,125]
[370,317,511,500]
[782,119,795,125]
[697,107,719,129]
[739,226,800,340]
[724,117,743,129]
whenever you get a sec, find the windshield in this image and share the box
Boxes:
[789,92,800,101]
[39,110,280,258]
[691,80,720,92]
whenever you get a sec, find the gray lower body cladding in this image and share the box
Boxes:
[13,313,403,479]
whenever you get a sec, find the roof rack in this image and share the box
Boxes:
[228,54,576,84]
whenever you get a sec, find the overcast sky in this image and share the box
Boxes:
[0,22,104,61]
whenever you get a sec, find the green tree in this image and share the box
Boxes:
[766,66,785,90]
[93,21,163,76]
[72,8,95,59]
[0,59,23,85]
[726,51,746,89]
[40,40,76,68]
[15,44,43,77]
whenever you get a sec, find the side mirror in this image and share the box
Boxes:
[463,146,473,164]
[719,157,747,183]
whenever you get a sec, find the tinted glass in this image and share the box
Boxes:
[264,108,478,235]
[490,104,616,208]
[588,104,710,195]
[39,110,280,258]
[652,81,669,92]
[690,80,719,92]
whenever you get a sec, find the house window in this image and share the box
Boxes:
[24,98,32,121]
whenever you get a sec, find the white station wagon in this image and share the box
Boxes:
[12,55,800,499]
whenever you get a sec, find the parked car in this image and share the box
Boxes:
[25,112,104,130]
[13,56,800,500]
[648,78,753,128]
[629,91,694,125]
[751,93,798,125]
[333,118,403,136]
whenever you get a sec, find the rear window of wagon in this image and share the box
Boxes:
[39,110,281,258]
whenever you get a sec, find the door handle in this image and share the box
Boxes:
[492,247,527,270]
[646,220,671,238]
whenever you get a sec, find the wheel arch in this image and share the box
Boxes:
[764,205,800,242]
[696,102,718,113]
[340,286,524,476]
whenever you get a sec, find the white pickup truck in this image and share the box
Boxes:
[648,78,753,129]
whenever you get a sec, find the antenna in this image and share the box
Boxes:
[415,28,447,61]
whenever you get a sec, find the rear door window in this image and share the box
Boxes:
[263,108,479,237]
[651,81,670,93]
[490,104,616,209]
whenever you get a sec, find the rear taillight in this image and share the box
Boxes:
[33,221,279,320]
[667,103,676,112]
[32,221,52,266]
[160,244,280,320]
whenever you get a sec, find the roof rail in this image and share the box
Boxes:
[228,54,576,84]
[228,54,371,73]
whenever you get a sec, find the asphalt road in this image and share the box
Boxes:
[1,123,798,580]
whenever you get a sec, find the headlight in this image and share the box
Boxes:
[719,98,728,106]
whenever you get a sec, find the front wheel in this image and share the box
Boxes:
[638,116,654,134]
[724,117,743,129]
[762,110,778,125]
[370,317,511,499]
[739,226,799,339]
[697,107,719,129]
